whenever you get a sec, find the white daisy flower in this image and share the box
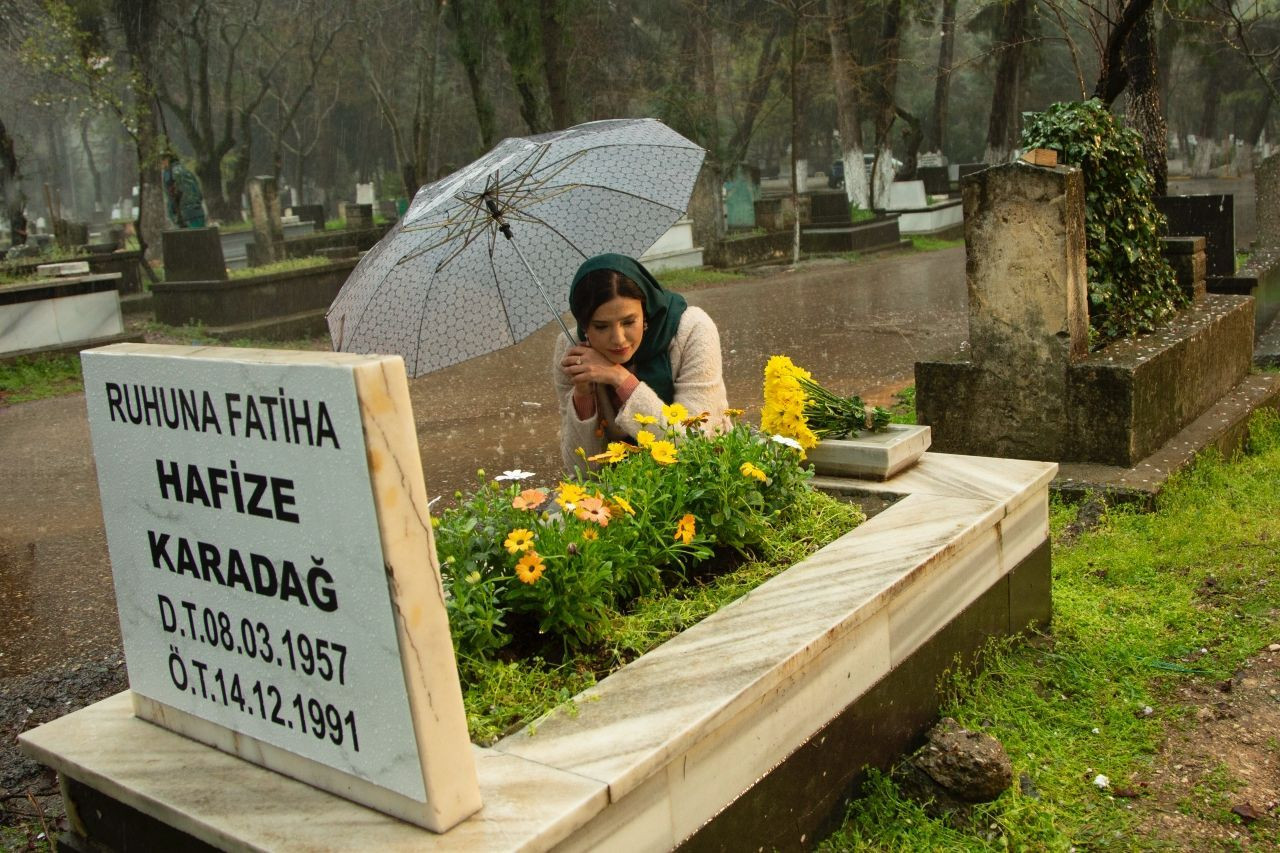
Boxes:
[494,469,536,481]
[770,434,803,450]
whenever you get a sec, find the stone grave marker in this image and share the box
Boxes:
[162,227,228,282]
[80,344,481,831]
[1255,153,1280,249]
[1155,194,1236,275]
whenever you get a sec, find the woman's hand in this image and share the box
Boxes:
[561,345,628,394]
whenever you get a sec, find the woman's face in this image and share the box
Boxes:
[585,296,645,364]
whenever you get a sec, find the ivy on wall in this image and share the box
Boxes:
[1021,99,1187,343]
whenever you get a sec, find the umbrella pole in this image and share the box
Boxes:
[506,235,578,346]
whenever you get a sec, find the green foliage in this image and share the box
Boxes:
[1021,100,1187,343]
[460,486,864,744]
[888,385,916,424]
[0,355,84,404]
[654,266,747,291]
[226,256,328,280]
[824,410,1280,849]
[434,414,824,661]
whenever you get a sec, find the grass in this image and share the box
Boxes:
[0,355,84,404]
[655,266,748,291]
[225,255,328,280]
[820,409,1280,850]
[909,234,964,252]
[460,487,864,745]
[888,385,916,424]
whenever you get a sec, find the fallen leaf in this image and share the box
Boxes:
[1113,787,1142,798]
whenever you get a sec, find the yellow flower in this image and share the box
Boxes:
[740,462,767,482]
[515,551,545,584]
[556,482,587,509]
[636,429,655,447]
[674,513,696,545]
[582,528,599,541]
[633,413,657,425]
[464,570,481,584]
[611,495,635,516]
[512,488,547,511]
[723,407,745,418]
[681,411,710,428]
[661,402,689,425]
[588,441,632,464]
[574,496,612,526]
[504,528,535,554]
[575,446,587,459]
[649,440,678,465]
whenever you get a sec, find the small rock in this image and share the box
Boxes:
[1093,774,1110,790]
[898,718,1014,808]
[1018,772,1040,800]
[1196,706,1215,722]
[1232,802,1264,824]
[1269,644,1280,653]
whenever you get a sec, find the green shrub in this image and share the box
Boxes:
[1021,99,1186,343]
[433,409,820,660]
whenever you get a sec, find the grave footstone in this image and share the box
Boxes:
[162,227,228,282]
[341,203,374,230]
[289,204,326,232]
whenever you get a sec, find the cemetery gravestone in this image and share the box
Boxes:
[80,344,481,832]
[1156,194,1236,275]
[162,228,228,282]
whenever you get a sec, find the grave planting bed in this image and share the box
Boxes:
[21,451,1054,851]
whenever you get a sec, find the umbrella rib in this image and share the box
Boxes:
[523,142,702,177]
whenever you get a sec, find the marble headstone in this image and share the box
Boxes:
[80,344,480,832]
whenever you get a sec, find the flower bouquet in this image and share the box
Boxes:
[761,355,891,450]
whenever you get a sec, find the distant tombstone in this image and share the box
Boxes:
[1155,194,1236,275]
[80,344,482,831]
[162,227,227,282]
[917,166,951,196]
[723,166,758,230]
[289,204,326,232]
[885,180,929,210]
[355,182,376,205]
[248,176,285,265]
[378,199,399,221]
[342,202,374,230]
[956,163,987,182]
[1255,153,1280,250]
[809,192,851,226]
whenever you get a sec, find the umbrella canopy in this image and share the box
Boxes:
[327,118,706,376]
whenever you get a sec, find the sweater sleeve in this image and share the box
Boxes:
[615,307,730,437]
[553,332,606,471]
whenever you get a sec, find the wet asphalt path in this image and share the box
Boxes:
[0,248,967,678]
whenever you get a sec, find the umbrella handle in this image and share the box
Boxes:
[505,232,578,346]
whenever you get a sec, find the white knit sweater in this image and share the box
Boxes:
[553,306,730,472]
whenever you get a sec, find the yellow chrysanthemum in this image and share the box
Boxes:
[611,495,635,516]
[761,355,820,450]
[582,527,599,541]
[674,513,696,545]
[633,413,657,425]
[661,402,690,426]
[588,441,632,464]
[514,551,545,584]
[740,462,767,482]
[636,429,655,447]
[556,482,587,509]
[504,528,535,554]
[649,440,678,465]
[723,408,745,418]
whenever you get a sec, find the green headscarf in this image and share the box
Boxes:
[570,253,687,403]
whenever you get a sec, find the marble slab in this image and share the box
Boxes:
[77,343,480,831]
[806,424,931,479]
[38,261,91,276]
[0,289,123,356]
[20,451,1056,851]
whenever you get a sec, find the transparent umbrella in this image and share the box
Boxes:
[326,118,706,376]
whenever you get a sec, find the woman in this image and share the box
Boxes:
[554,253,729,471]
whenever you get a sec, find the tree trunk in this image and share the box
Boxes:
[870,0,902,206]
[1123,8,1167,196]
[926,0,957,156]
[828,0,868,208]
[0,114,27,246]
[450,0,497,150]
[539,0,572,129]
[983,0,1031,164]
[790,8,800,268]
[1093,0,1156,106]
[895,105,922,179]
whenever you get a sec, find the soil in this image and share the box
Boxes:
[1128,640,1280,847]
